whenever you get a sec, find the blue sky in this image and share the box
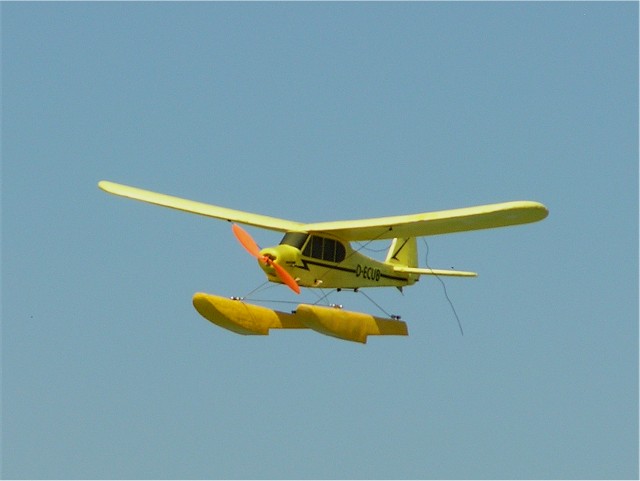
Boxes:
[2,2,638,479]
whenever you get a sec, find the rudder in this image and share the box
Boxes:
[385,237,418,268]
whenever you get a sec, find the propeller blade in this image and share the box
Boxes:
[268,259,301,294]
[232,224,300,294]
[232,224,261,258]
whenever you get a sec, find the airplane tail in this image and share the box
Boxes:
[385,237,418,268]
[386,237,478,279]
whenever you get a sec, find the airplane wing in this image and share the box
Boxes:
[98,181,304,232]
[100,181,547,241]
[301,201,548,241]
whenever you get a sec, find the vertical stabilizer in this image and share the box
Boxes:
[385,237,418,268]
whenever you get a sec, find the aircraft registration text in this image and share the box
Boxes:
[355,264,381,281]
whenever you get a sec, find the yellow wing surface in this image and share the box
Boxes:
[99,181,548,240]
[304,201,548,241]
[98,181,304,232]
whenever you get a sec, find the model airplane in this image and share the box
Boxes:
[99,180,548,342]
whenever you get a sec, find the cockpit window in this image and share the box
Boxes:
[302,235,346,263]
[280,232,309,249]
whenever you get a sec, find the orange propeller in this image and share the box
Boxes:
[232,224,301,294]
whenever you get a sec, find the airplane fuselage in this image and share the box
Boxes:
[258,232,418,290]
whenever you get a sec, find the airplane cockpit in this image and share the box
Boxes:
[280,232,346,263]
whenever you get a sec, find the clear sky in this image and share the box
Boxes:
[2,2,638,479]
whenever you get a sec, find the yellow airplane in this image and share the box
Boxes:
[99,180,548,342]
[99,180,548,293]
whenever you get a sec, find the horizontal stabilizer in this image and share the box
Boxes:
[393,266,478,277]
